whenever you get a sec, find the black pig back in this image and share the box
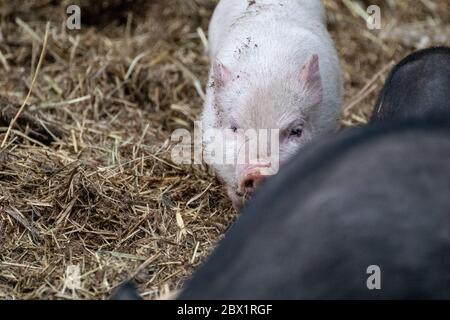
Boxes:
[179,118,450,299]
[371,47,450,123]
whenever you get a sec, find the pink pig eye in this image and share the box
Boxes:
[289,128,303,138]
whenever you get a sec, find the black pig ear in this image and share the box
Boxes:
[109,281,142,300]
[299,54,323,106]
[213,59,232,87]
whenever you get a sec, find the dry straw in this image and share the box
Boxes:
[0,0,448,299]
[1,22,50,148]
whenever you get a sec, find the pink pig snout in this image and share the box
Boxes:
[238,163,271,197]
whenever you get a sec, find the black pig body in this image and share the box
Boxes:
[180,47,450,298]
[371,47,450,122]
[179,118,450,299]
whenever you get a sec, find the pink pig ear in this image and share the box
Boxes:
[299,54,323,106]
[213,59,232,87]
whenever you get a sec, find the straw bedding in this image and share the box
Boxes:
[0,0,448,299]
